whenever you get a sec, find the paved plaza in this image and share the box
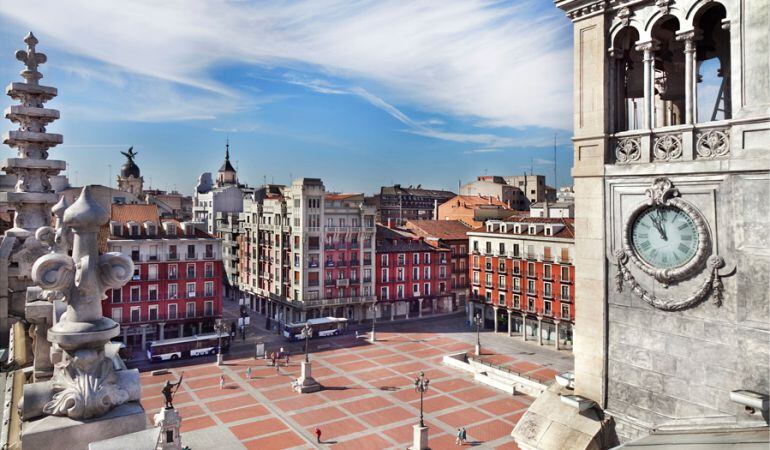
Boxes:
[140,322,572,450]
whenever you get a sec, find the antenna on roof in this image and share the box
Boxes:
[553,132,558,189]
[530,157,533,176]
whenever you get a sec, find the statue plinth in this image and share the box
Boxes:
[293,361,321,393]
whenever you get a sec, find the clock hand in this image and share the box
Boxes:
[655,210,668,241]
[649,214,667,241]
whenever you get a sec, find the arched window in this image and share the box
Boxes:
[611,27,643,132]
[695,3,731,122]
[650,15,685,128]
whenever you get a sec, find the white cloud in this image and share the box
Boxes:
[1,0,572,129]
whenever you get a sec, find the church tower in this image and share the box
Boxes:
[216,140,237,187]
[117,146,144,196]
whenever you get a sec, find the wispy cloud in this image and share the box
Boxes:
[0,0,572,129]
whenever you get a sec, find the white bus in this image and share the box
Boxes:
[146,333,230,362]
[283,317,348,341]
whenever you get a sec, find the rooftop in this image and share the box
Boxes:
[404,220,473,241]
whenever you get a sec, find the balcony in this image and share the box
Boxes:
[325,261,335,268]
[336,260,347,267]
[525,253,537,261]
[543,290,553,299]
[308,280,320,287]
[336,279,349,287]
[557,256,573,265]
[349,260,360,267]
[167,253,179,261]
[186,253,197,260]
[363,277,372,283]
[611,123,731,166]
[204,271,214,278]
[204,252,214,259]
[308,261,320,268]
[147,255,159,262]
[363,259,372,266]
[324,279,335,286]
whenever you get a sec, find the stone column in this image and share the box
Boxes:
[122,327,128,345]
[390,304,395,321]
[493,306,499,334]
[158,322,165,341]
[507,309,512,337]
[431,298,435,314]
[140,324,148,352]
[521,314,527,342]
[405,301,410,319]
[418,298,423,317]
[197,322,202,335]
[554,320,561,351]
[537,317,543,345]
[636,40,659,130]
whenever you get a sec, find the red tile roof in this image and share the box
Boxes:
[110,204,160,225]
[404,220,473,241]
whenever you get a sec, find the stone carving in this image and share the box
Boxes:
[615,137,641,163]
[695,129,730,158]
[162,374,184,409]
[29,186,137,419]
[653,134,682,161]
[615,178,726,311]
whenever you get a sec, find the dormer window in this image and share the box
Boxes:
[110,222,122,236]
[130,225,140,236]
[545,227,552,236]
[528,226,536,235]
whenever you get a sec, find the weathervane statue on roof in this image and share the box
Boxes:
[121,146,138,163]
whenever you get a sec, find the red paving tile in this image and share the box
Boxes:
[291,406,347,426]
[495,440,522,450]
[142,391,193,410]
[431,377,476,393]
[274,392,328,412]
[176,404,205,419]
[371,354,406,365]
[179,365,224,378]
[509,360,541,373]
[437,408,491,428]
[502,410,526,426]
[528,367,559,383]
[248,375,295,389]
[308,417,366,440]
[205,394,258,412]
[318,376,355,388]
[355,367,399,382]
[185,374,235,390]
[339,395,393,414]
[359,405,412,427]
[195,384,243,399]
[180,416,216,433]
[336,359,377,373]
[391,385,440,402]
[468,419,515,442]
[331,433,393,450]
[452,386,499,403]
[320,354,363,365]
[391,361,436,376]
[230,417,288,440]
[262,386,303,402]
[477,398,529,416]
[428,432,458,449]
[372,375,413,390]
[410,347,448,359]
[320,387,370,401]
[243,430,308,450]
[440,341,474,352]
[410,394,462,413]
[215,404,270,424]
[140,372,177,386]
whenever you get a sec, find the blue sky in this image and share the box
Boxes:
[0,1,574,195]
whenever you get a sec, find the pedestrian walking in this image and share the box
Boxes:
[219,375,225,390]
[270,352,276,366]
[285,352,290,367]
[456,428,462,445]
[315,427,322,444]
[461,427,467,444]
[246,366,252,379]
[279,347,284,358]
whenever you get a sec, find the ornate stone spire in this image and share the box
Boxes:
[1,32,66,236]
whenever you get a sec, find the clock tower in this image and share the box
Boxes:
[514,0,769,447]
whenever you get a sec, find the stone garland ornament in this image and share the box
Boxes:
[652,134,683,161]
[29,186,138,420]
[696,129,730,158]
[615,137,641,164]
[614,177,725,311]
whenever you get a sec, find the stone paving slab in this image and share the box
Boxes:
[138,316,570,449]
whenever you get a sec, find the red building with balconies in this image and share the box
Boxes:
[375,225,455,320]
[467,216,575,350]
[104,204,224,354]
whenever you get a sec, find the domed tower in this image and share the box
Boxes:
[216,139,237,187]
[117,146,144,196]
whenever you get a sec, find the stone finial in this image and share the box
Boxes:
[63,185,110,230]
[15,31,47,85]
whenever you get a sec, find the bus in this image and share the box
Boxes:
[283,317,348,341]
[146,333,230,362]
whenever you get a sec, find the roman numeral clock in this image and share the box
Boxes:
[614,177,726,311]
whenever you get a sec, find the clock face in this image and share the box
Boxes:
[631,206,699,269]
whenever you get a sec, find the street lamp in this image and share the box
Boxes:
[473,313,483,356]
[369,301,378,343]
[214,318,228,366]
[414,371,430,428]
[303,323,313,363]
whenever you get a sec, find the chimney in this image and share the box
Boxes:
[543,201,550,218]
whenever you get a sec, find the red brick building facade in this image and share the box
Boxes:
[467,217,575,350]
[104,204,224,353]
[375,225,456,319]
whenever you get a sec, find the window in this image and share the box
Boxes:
[513,277,520,292]
[527,280,535,295]
[204,301,214,316]
[380,286,389,300]
[149,305,158,321]
[424,283,430,295]
[439,266,446,279]
[561,304,571,320]
[527,298,535,312]
[168,264,178,279]
[168,245,178,260]
[513,295,520,309]
[485,273,492,287]
[186,244,196,259]
[473,271,479,284]
[397,285,404,299]
[544,300,552,316]
[527,262,535,275]
[424,266,430,280]
[148,285,158,301]
[168,284,178,299]
[381,268,389,283]
[381,254,389,266]
[485,258,492,271]
[130,286,140,302]
[186,302,196,318]
[498,293,506,306]
[397,267,404,282]
[544,264,552,279]
[397,254,406,266]
[111,308,122,323]
[560,266,570,282]
[561,285,570,301]
[424,253,430,264]
[111,289,122,303]
[412,267,419,281]
[204,281,214,297]
[499,242,505,254]
[485,241,492,254]
[498,260,506,272]
[498,275,506,289]
[412,283,419,295]
[130,307,140,323]
[186,264,195,279]
[413,253,419,265]
[204,262,214,278]
[168,304,178,320]
[148,265,158,281]
[186,283,196,298]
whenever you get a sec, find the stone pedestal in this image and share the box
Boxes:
[293,361,321,393]
[409,424,429,450]
[474,343,481,356]
[22,402,146,450]
[154,407,182,450]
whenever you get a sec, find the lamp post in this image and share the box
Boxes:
[414,371,430,427]
[370,301,378,343]
[303,322,312,363]
[214,318,227,366]
[473,312,483,356]
[412,371,430,450]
